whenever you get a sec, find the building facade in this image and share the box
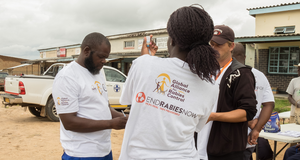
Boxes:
[235,2,300,93]
[37,28,169,75]
[0,55,39,75]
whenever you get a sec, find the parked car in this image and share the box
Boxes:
[0,72,8,91]
[1,63,127,122]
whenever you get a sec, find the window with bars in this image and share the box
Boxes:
[268,46,300,74]
[124,40,135,48]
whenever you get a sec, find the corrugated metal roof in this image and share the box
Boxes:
[247,2,300,10]
[21,56,76,64]
[235,33,300,43]
[2,64,32,71]
[236,33,300,39]
[107,28,167,40]
[37,28,168,51]
[0,54,28,61]
[38,44,81,52]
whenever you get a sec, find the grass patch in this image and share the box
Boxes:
[273,97,291,113]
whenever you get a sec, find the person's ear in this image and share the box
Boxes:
[229,42,235,52]
[83,46,91,57]
[170,38,175,46]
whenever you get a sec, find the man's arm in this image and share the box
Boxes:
[109,104,127,118]
[248,102,274,145]
[253,102,274,130]
[235,69,257,122]
[288,94,297,106]
[208,109,247,123]
[207,68,257,123]
[59,111,127,133]
[212,69,257,123]
[288,94,300,108]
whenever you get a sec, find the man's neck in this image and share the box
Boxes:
[75,56,86,68]
[218,56,232,68]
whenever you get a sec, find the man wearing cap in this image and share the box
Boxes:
[197,25,257,160]
[286,63,300,123]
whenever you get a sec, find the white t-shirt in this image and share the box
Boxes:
[52,61,112,157]
[119,55,219,160]
[246,68,274,148]
[197,63,231,160]
[286,76,300,116]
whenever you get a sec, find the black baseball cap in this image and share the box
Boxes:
[211,25,235,45]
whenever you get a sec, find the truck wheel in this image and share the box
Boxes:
[28,107,41,117]
[46,98,59,122]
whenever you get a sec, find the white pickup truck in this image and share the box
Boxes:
[1,63,127,122]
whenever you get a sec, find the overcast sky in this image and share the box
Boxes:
[0,0,298,60]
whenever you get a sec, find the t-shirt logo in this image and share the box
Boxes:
[153,73,171,95]
[102,84,107,92]
[153,73,190,102]
[57,97,60,105]
[136,92,146,103]
[95,81,103,95]
[227,69,241,88]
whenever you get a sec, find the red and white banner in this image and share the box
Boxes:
[60,48,66,57]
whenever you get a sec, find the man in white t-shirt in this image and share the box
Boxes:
[52,32,127,160]
[287,63,300,123]
[232,43,274,160]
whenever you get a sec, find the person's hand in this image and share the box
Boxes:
[111,116,128,130]
[206,112,216,123]
[141,35,158,56]
[248,118,258,130]
[247,129,259,145]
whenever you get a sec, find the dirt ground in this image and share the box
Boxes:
[0,94,289,160]
[0,96,124,160]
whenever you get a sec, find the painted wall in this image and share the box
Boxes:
[40,48,80,58]
[255,10,300,35]
[245,44,255,67]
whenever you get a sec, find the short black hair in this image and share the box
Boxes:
[81,32,110,50]
[232,43,245,56]
[167,5,220,83]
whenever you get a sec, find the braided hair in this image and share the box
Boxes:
[167,5,220,83]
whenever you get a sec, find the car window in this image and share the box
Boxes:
[44,67,54,76]
[0,73,8,78]
[58,66,64,73]
[103,68,126,82]
[44,65,64,77]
